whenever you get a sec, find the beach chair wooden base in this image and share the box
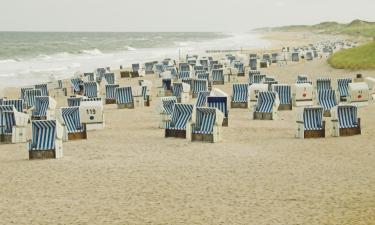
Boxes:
[68,131,87,141]
[260,62,268,68]
[323,110,331,117]
[130,71,139,78]
[191,133,214,143]
[145,71,154,75]
[0,134,12,144]
[304,121,326,138]
[222,117,228,127]
[31,116,47,121]
[29,150,58,160]
[278,104,292,110]
[339,96,347,102]
[105,99,116,104]
[192,93,199,98]
[120,71,131,78]
[231,102,248,109]
[165,129,186,139]
[117,103,134,109]
[237,72,245,77]
[340,126,361,137]
[144,96,150,107]
[253,112,274,120]
[212,81,224,85]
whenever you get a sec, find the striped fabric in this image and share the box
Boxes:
[317,89,337,110]
[105,84,120,100]
[61,107,84,133]
[21,88,33,100]
[212,69,224,82]
[83,82,98,98]
[84,73,95,82]
[192,79,208,94]
[199,59,209,69]
[337,105,358,128]
[316,77,332,91]
[145,62,154,73]
[25,89,42,108]
[249,70,261,76]
[249,74,266,84]
[67,97,82,107]
[196,91,210,107]
[178,71,191,79]
[166,104,194,130]
[141,86,148,100]
[132,64,140,72]
[194,65,204,71]
[193,107,217,134]
[0,106,15,134]
[116,87,133,104]
[273,85,291,105]
[207,96,228,117]
[232,84,248,103]
[303,107,323,130]
[172,83,184,98]
[29,120,57,151]
[234,61,244,73]
[196,70,209,80]
[96,68,106,77]
[70,78,82,93]
[161,97,177,115]
[337,78,352,97]
[264,81,278,91]
[162,79,172,91]
[179,63,190,72]
[2,99,24,112]
[254,91,277,113]
[212,64,223,70]
[249,58,257,70]
[35,84,48,96]
[32,96,50,117]
[104,73,116,84]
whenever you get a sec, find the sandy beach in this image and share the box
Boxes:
[1,32,375,225]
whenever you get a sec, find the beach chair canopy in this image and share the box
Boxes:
[316,77,332,91]
[273,85,291,105]
[105,84,120,100]
[179,63,190,72]
[35,84,49,96]
[0,106,15,134]
[250,74,266,84]
[116,87,133,104]
[21,87,33,100]
[232,84,249,103]
[104,73,116,85]
[84,73,95,82]
[233,61,244,73]
[29,120,57,151]
[178,71,191,79]
[196,91,210,107]
[32,96,50,117]
[212,69,224,81]
[83,82,98,98]
[132,64,140,72]
[160,96,177,115]
[317,89,337,110]
[194,65,204,71]
[302,107,324,130]
[70,78,82,93]
[25,89,42,108]
[192,107,219,134]
[61,107,84,133]
[254,91,277,113]
[67,97,82,107]
[337,105,358,128]
[207,96,228,117]
[166,104,194,130]
[145,62,154,72]
[337,78,352,97]
[2,99,24,112]
[192,79,208,94]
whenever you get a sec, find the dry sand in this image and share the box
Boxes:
[1,34,375,225]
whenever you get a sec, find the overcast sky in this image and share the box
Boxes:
[0,0,374,32]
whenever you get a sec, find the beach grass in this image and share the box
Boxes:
[328,41,375,70]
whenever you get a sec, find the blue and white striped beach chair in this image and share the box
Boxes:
[158,96,177,129]
[196,70,209,80]
[104,73,116,85]
[32,96,56,120]
[249,58,257,70]
[253,91,279,120]
[231,84,250,108]
[21,88,33,101]
[105,84,119,104]
[35,84,48,96]
[145,62,155,74]
[70,78,83,95]
[317,89,337,116]
[331,105,361,137]
[116,86,134,109]
[61,107,87,140]
[24,89,42,109]
[192,79,208,98]
[178,71,191,79]
[132,63,140,72]
[67,97,82,107]
[337,78,352,101]
[165,103,194,138]
[273,84,292,110]
[0,105,28,143]
[207,96,228,126]
[233,61,245,76]
[316,77,332,91]
[194,65,204,72]
[2,99,24,112]
[84,73,95,82]
[172,82,190,102]
[190,107,224,143]
[195,91,210,107]
[28,120,63,159]
[296,106,325,138]
[211,69,224,85]
[83,82,98,98]
[199,59,209,70]
[179,63,190,72]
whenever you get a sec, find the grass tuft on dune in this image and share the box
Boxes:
[328,41,375,70]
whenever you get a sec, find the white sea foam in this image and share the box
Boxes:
[126,46,137,51]
[80,48,104,55]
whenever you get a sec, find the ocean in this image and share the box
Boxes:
[0,32,270,88]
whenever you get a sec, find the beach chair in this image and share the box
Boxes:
[271,53,278,63]
[189,107,224,143]
[316,77,332,91]
[165,103,194,139]
[132,63,140,72]
[291,52,299,62]
[35,84,49,96]
[292,83,314,107]
[70,78,83,95]
[347,82,369,106]
[305,51,313,61]
[253,91,280,120]
[157,78,173,97]
[317,89,338,116]
[60,107,87,140]
[83,82,99,98]
[31,96,57,120]
[231,83,250,108]
[296,107,325,139]
[331,105,361,137]
[178,71,191,79]
[28,120,63,159]
[179,63,191,72]
[0,106,28,144]
[24,89,42,109]
[140,80,152,107]
[96,68,106,81]
[249,83,268,103]
[337,78,352,101]
[79,98,105,130]
[196,70,209,80]
[194,65,204,72]
[2,99,24,113]
[249,57,257,70]
[195,91,210,107]
[212,64,223,70]
[172,82,190,103]
[158,96,177,129]
[207,95,229,126]
[105,84,119,104]
[233,61,245,76]
[211,69,224,85]
[21,87,33,101]
[116,86,134,109]
[264,80,278,91]
[145,62,155,74]
[199,59,209,70]
[103,73,116,85]
[84,72,95,82]
[273,84,292,110]
[192,79,208,98]
[67,96,82,107]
